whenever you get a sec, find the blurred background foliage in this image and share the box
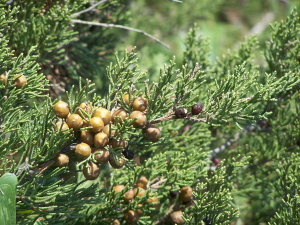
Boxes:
[114,0,300,83]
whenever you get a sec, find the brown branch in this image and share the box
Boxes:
[150,177,168,189]
[211,125,256,158]
[70,0,109,18]
[154,203,175,225]
[70,19,170,49]
[149,113,206,124]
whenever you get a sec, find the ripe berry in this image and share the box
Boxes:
[94,148,110,164]
[75,143,92,159]
[170,191,178,198]
[123,189,134,203]
[175,107,188,118]
[80,130,94,145]
[137,204,143,215]
[111,138,128,150]
[211,157,221,166]
[122,149,134,160]
[112,109,127,124]
[191,102,203,115]
[113,185,125,193]
[103,124,116,137]
[54,121,69,133]
[82,119,90,128]
[89,117,104,133]
[146,195,159,205]
[179,186,193,202]
[133,187,146,197]
[170,211,184,225]
[111,219,120,225]
[203,217,211,224]
[136,176,148,189]
[94,132,109,148]
[132,97,148,112]
[0,74,7,85]
[123,94,130,105]
[93,108,111,126]
[124,210,139,225]
[77,103,92,119]
[54,101,70,119]
[83,161,100,180]
[13,74,27,89]
[109,154,125,169]
[66,114,83,130]
[56,154,69,167]
[143,124,161,142]
[129,111,147,128]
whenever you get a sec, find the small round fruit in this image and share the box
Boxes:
[0,74,7,85]
[137,204,143,215]
[93,108,111,126]
[13,74,27,89]
[143,124,161,142]
[112,109,127,124]
[147,195,159,205]
[56,154,69,167]
[83,161,100,180]
[122,149,134,160]
[133,187,145,198]
[80,130,94,145]
[111,138,128,150]
[191,102,203,115]
[136,176,148,189]
[94,132,109,148]
[89,117,104,133]
[123,94,130,105]
[170,211,185,225]
[124,210,139,225]
[170,191,179,198]
[54,121,69,133]
[203,217,211,225]
[109,154,125,169]
[54,101,70,118]
[175,107,188,118]
[66,114,83,130]
[111,219,120,225]
[123,189,134,203]
[113,185,125,193]
[77,102,92,118]
[179,186,193,202]
[75,143,92,159]
[132,97,148,112]
[103,124,116,137]
[94,148,110,164]
[129,111,147,128]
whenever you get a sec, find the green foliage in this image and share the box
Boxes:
[0,1,300,225]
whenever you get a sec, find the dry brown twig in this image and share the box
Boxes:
[150,177,168,189]
[70,19,170,49]
[154,203,175,225]
[70,0,109,18]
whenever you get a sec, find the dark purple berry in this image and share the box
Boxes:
[203,217,211,224]
[175,108,187,118]
[258,120,267,128]
[170,191,178,198]
[122,149,134,160]
[212,158,221,166]
[191,102,203,115]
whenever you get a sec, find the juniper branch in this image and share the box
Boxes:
[70,19,170,49]
[70,0,109,18]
